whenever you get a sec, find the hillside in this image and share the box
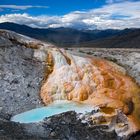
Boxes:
[0,22,140,48]
[73,29,140,48]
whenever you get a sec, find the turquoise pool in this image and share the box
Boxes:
[11,100,93,123]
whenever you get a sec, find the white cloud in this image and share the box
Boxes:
[106,0,127,4]
[0,5,48,10]
[0,1,140,29]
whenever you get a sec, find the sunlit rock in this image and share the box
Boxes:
[40,47,140,133]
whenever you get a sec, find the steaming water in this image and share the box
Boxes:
[11,100,93,123]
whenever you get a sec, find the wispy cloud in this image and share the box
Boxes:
[106,0,127,4]
[0,1,140,29]
[0,5,48,10]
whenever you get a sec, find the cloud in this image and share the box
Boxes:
[0,1,140,29]
[106,0,128,4]
[0,5,48,10]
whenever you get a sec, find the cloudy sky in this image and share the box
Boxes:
[0,0,140,29]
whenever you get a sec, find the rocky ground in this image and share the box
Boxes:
[0,111,118,140]
[1,110,140,140]
[0,30,140,140]
[0,34,45,115]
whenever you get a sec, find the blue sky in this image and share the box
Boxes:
[0,0,106,16]
[0,0,140,29]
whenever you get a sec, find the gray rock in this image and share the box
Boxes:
[1,110,140,140]
[0,31,44,115]
[0,111,118,140]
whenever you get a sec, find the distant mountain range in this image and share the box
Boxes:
[0,22,140,48]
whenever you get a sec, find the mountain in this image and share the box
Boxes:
[0,22,140,48]
[73,28,140,48]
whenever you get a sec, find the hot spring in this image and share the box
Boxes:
[11,100,93,123]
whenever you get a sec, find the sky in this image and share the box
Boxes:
[0,0,140,29]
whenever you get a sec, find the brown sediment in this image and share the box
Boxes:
[42,52,54,83]
[59,49,71,65]
[25,42,41,49]
[100,106,115,114]
[9,37,41,49]
[89,58,140,129]
[40,51,54,104]
[39,49,140,130]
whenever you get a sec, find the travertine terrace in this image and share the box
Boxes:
[40,48,140,132]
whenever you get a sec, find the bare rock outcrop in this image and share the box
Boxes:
[0,30,47,115]
[0,30,140,139]
[0,110,140,140]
